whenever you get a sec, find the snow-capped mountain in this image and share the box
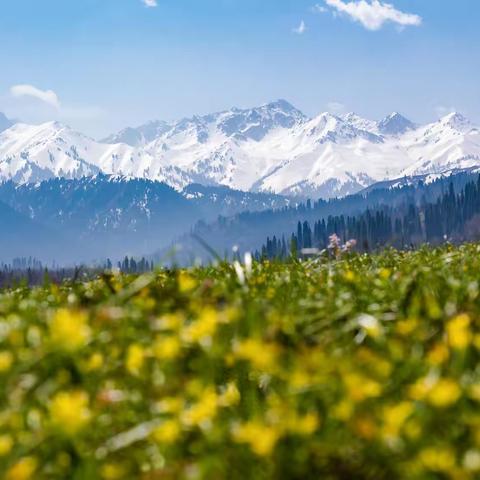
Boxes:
[102,120,171,146]
[402,113,480,177]
[378,112,415,135]
[0,101,479,199]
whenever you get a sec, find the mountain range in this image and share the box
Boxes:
[0,100,479,199]
[0,175,290,262]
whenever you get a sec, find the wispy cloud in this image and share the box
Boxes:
[293,20,307,35]
[6,84,106,125]
[10,84,61,109]
[313,5,328,14]
[317,0,422,31]
[141,0,158,7]
[326,102,347,115]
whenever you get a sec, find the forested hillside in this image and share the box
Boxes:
[0,176,289,263]
[259,177,480,258]
[163,172,480,264]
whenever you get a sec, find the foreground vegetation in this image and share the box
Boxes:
[2,245,480,479]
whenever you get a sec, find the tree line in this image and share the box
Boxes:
[258,176,480,259]
[0,256,155,287]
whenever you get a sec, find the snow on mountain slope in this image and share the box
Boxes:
[0,122,101,183]
[250,113,410,197]
[342,112,378,133]
[102,120,171,146]
[378,112,415,135]
[401,113,480,176]
[0,102,479,199]
[246,109,478,197]
[0,120,188,187]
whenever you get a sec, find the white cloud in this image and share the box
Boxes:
[10,84,60,109]
[327,102,347,115]
[293,20,307,35]
[320,0,422,31]
[142,0,157,7]
[312,5,328,14]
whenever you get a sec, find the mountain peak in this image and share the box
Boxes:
[214,99,306,141]
[45,120,66,130]
[263,99,297,112]
[342,112,377,132]
[343,111,360,120]
[440,112,470,128]
[1,103,480,200]
[378,112,414,135]
[103,119,171,146]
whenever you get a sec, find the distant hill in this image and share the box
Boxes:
[0,175,290,263]
[158,171,480,264]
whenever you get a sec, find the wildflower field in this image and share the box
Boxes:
[3,244,480,479]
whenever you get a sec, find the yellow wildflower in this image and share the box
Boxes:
[427,342,450,365]
[85,352,104,371]
[379,268,391,279]
[447,314,472,350]
[396,318,418,336]
[153,336,181,361]
[408,376,432,401]
[125,344,145,375]
[473,334,480,350]
[0,434,13,456]
[183,308,218,345]
[232,421,280,456]
[468,384,480,402]
[49,391,91,436]
[234,338,279,372]
[289,368,313,390]
[178,272,196,293]
[182,387,218,428]
[404,419,422,440]
[356,348,392,378]
[50,309,91,352]
[382,402,414,439]
[185,379,204,397]
[155,396,184,415]
[219,382,241,407]
[152,419,182,444]
[5,456,38,480]
[419,447,456,472]
[0,351,14,372]
[288,412,320,435]
[344,270,356,282]
[343,372,382,402]
[101,463,126,480]
[223,306,240,323]
[428,379,461,408]
[332,399,354,421]
[409,375,461,407]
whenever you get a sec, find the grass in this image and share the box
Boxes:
[2,244,480,479]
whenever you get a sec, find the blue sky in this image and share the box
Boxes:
[0,0,478,138]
